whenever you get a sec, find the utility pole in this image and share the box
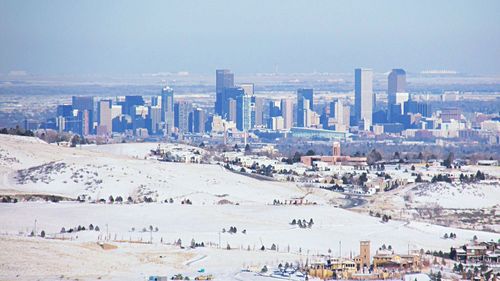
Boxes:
[218,231,221,248]
[339,240,342,258]
[34,219,37,236]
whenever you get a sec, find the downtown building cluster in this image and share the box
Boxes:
[45,68,499,144]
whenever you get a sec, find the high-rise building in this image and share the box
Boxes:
[97,99,112,135]
[57,104,73,118]
[280,98,294,129]
[354,68,373,128]
[329,99,350,131]
[228,99,237,122]
[72,96,94,133]
[252,96,264,127]
[404,100,431,117]
[77,110,91,136]
[193,108,206,133]
[269,100,281,117]
[221,87,244,120]
[388,69,406,103]
[72,96,94,112]
[123,96,145,116]
[297,88,314,127]
[147,106,162,134]
[215,69,234,116]
[387,69,407,122]
[236,94,252,131]
[161,86,175,135]
[174,101,192,133]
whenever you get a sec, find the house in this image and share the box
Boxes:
[372,250,420,272]
[465,245,488,262]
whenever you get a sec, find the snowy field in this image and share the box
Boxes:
[0,134,499,280]
[407,182,500,209]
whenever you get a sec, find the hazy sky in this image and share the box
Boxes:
[1,0,499,75]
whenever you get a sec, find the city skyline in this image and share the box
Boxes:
[1,1,499,278]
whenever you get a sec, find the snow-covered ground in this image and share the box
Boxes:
[408,182,500,209]
[0,135,499,280]
[0,135,332,205]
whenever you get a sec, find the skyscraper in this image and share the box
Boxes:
[252,96,264,127]
[297,88,314,127]
[124,96,145,116]
[215,69,234,116]
[97,99,112,135]
[161,86,175,135]
[329,99,350,131]
[174,101,192,133]
[57,104,73,118]
[354,68,373,128]
[221,87,244,120]
[388,69,406,104]
[387,69,407,122]
[72,96,94,134]
[147,106,162,134]
[193,108,206,133]
[280,98,294,129]
[236,94,252,131]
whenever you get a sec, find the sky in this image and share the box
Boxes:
[0,0,499,76]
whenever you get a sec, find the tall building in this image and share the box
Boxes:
[329,99,350,131]
[57,104,73,118]
[389,92,410,122]
[97,99,112,135]
[297,88,314,127]
[193,108,206,133]
[280,98,294,129]
[269,100,281,117]
[354,68,373,128]
[252,96,264,127]
[77,110,91,136]
[124,96,145,116]
[72,96,94,133]
[147,106,162,134]
[221,87,245,120]
[236,94,252,131]
[404,99,431,117]
[215,69,234,116]
[387,69,407,122]
[228,98,237,122]
[161,86,175,135]
[174,101,192,133]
